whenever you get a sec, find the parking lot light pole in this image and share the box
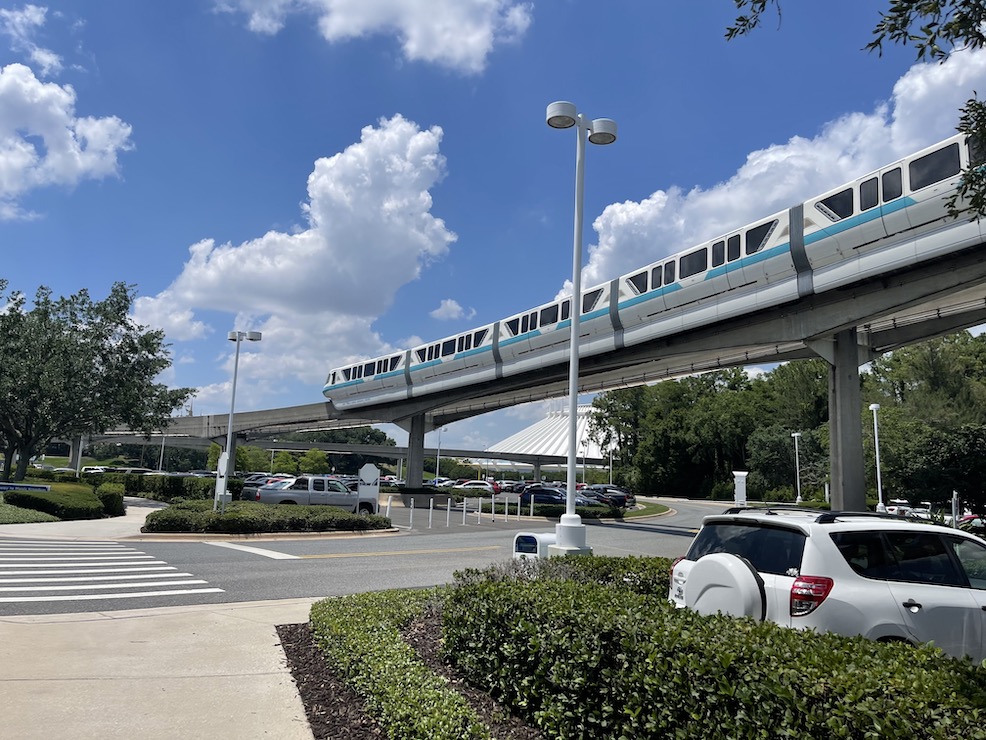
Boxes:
[214,330,261,512]
[869,403,886,513]
[792,432,803,504]
[546,101,617,556]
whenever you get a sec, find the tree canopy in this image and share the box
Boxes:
[0,282,193,480]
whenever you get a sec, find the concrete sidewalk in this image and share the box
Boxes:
[0,498,318,739]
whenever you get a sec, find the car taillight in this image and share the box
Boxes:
[790,575,834,617]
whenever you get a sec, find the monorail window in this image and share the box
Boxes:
[376,359,386,374]
[355,365,363,379]
[457,334,472,352]
[970,134,986,166]
[342,368,351,381]
[442,339,456,356]
[909,142,960,191]
[860,177,879,211]
[627,271,648,295]
[664,261,676,285]
[883,168,902,201]
[426,346,434,361]
[416,349,426,363]
[561,300,571,321]
[680,247,708,279]
[727,235,741,261]
[651,266,662,289]
[390,356,401,371]
[364,362,375,377]
[815,190,853,222]
[521,314,529,333]
[712,241,725,267]
[582,289,603,314]
[540,304,559,325]
[474,328,488,345]
[746,220,777,254]
[506,318,520,336]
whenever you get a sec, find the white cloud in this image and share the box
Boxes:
[568,47,986,298]
[218,0,533,73]
[134,114,455,398]
[0,63,133,220]
[430,298,474,320]
[0,4,62,77]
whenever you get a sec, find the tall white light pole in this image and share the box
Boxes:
[792,432,803,504]
[215,330,261,512]
[869,403,886,513]
[546,100,617,555]
[435,426,447,482]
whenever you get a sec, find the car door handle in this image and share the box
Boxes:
[902,599,922,612]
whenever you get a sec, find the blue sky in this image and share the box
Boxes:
[3,2,986,452]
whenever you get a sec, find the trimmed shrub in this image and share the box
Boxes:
[3,489,103,520]
[442,578,986,739]
[95,483,126,517]
[310,589,491,740]
[141,499,392,534]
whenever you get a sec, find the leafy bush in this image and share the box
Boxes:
[90,473,241,501]
[442,577,986,739]
[141,499,391,533]
[3,489,103,520]
[0,499,61,523]
[95,483,126,516]
[310,589,491,740]
[454,555,672,596]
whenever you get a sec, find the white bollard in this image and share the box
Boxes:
[428,498,434,529]
[409,498,414,530]
[446,498,451,527]
[386,495,393,518]
[462,498,468,525]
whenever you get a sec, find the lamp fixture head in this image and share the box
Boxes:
[546,101,577,129]
[588,118,617,145]
[869,403,880,411]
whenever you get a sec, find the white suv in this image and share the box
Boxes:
[669,507,986,661]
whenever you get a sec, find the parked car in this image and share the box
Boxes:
[457,480,495,494]
[519,486,567,506]
[585,485,629,508]
[669,506,986,661]
[253,475,378,515]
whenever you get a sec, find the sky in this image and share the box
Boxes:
[3,1,986,452]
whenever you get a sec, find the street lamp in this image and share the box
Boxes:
[214,330,261,512]
[792,432,803,504]
[869,403,886,513]
[546,100,617,555]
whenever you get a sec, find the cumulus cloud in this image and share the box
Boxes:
[430,298,474,320]
[568,47,986,298]
[0,4,62,77]
[218,0,533,73]
[133,114,455,392]
[0,63,133,220]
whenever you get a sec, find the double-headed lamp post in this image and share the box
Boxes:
[546,101,617,555]
[792,432,803,504]
[869,403,886,513]
[214,330,261,512]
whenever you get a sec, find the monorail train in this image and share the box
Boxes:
[323,133,984,411]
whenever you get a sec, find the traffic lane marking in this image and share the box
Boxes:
[300,545,502,559]
[204,542,301,559]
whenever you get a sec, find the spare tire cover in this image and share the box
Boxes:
[683,552,766,621]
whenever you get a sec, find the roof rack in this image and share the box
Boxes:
[721,504,821,516]
[814,511,908,524]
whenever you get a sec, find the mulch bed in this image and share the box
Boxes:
[276,606,541,739]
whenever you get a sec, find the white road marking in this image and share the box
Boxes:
[204,541,300,559]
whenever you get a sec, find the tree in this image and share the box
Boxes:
[298,448,330,474]
[727,1,986,218]
[0,283,193,480]
[278,427,397,473]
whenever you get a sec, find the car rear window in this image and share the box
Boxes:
[686,521,806,576]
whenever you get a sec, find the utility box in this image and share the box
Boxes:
[513,532,557,559]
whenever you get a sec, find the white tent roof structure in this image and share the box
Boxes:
[482,405,606,469]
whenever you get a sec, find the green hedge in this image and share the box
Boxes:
[310,590,491,739]
[441,577,986,739]
[3,489,103,520]
[95,483,126,517]
[141,499,392,533]
[84,473,241,502]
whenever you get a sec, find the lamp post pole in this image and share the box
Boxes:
[869,403,886,512]
[546,101,617,555]
[792,432,803,504]
[435,426,446,482]
[215,330,261,512]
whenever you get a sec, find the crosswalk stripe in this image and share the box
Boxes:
[0,566,175,576]
[0,573,194,583]
[0,579,209,592]
[0,588,225,603]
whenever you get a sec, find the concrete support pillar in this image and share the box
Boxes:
[828,328,866,511]
[406,414,426,488]
[69,435,86,473]
[533,461,542,482]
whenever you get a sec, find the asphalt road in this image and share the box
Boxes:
[0,497,727,616]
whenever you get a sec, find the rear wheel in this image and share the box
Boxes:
[357,503,373,517]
